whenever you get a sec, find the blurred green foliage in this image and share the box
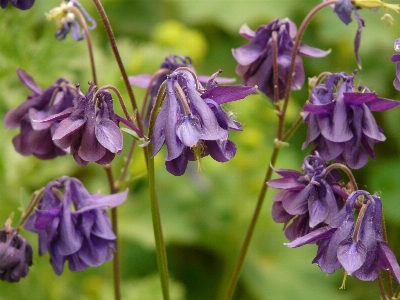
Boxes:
[1,0,400,299]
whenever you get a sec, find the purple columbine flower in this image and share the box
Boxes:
[0,0,35,10]
[151,69,256,176]
[25,177,128,275]
[302,71,400,169]
[232,19,329,101]
[267,152,347,241]
[0,223,33,282]
[37,82,123,166]
[286,190,400,284]
[3,68,75,160]
[129,55,235,127]
[46,0,96,41]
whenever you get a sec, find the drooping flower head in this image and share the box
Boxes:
[151,69,256,176]
[286,190,400,284]
[25,177,128,275]
[325,0,399,68]
[232,19,330,101]
[3,68,75,160]
[0,223,33,282]
[46,0,96,41]
[302,71,400,169]
[267,152,347,241]
[129,55,236,127]
[0,0,35,10]
[38,82,123,166]
[129,55,195,126]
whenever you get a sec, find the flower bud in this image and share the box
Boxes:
[0,225,33,282]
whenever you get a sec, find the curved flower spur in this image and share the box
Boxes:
[35,82,124,166]
[150,69,256,176]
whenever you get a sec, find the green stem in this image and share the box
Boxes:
[104,164,121,300]
[147,145,170,300]
[378,272,388,299]
[280,0,337,137]
[281,115,303,141]
[223,146,280,300]
[91,0,144,135]
[325,163,358,191]
[67,5,97,86]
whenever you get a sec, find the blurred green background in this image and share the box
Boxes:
[1,0,400,299]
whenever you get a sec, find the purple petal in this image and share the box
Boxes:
[165,154,188,176]
[206,139,236,162]
[128,74,153,88]
[78,118,106,162]
[232,44,262,66]
[354,12,365,69]
[285,226,335,248]
[378,242,400,285]
[267,177,306,191]
[337,239,366,274]
[271,201,293,223]
[308,192,328,228]
[95,119,123,153]
[176,115,202,147]
[343,92,376,105]
[281,184,311,215]
[76,189,128,213]
[303,101,335,115]
[16,68,42,94]
[368,97,400,112]
[298,44,331,58]
[58,195,83,256]
[52,115,86,140]
[361,105,385,141]
[201,85,256,105]
[238,23,255,39]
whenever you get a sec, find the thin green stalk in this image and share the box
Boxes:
[104,164,121,300]
[280,0,337,138]
[92,0,144,134]
[378,272,388,299]
[147,145,170,300]
[223,146,280,300]
[325,163,358,191]
[67,5,97,85]
[224,2,338,299]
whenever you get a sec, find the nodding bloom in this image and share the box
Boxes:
[25,177,128,275]
[151,69,256,176]
[37,82,123,166]
[0,223,33,282]
[267,152,347,241]
[325,0,399,68]
[129,55,235,127]
[3,68,75,160]
[232,19,329,102]
[0,0,35,10]
[46,0,96,41]
[286,190,400,284]
[302,71,400,169]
